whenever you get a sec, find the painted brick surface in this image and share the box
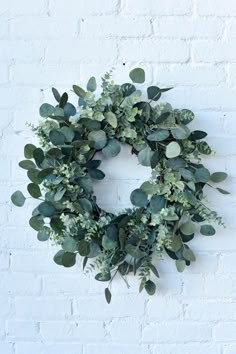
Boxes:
[1,0,236,353]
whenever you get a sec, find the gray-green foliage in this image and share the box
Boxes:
[11,68,229,303]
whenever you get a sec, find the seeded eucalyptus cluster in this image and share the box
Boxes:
[11,68,229,303]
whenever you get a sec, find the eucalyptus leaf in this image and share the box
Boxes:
[88,130,107,150]
[130,189,148,207]
[129,68,145,83]
[200,224,216,236]
[166,142,181,158]
[11,191,26,207]
[145,280,156,295]
[210,172,228,183]
[138,146,154,166]
[102,139,121,158]
[147,129,169,142]
[87,77,97,92]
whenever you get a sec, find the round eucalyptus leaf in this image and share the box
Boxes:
[87,76,97,92]
[125,244,146,258]
[130,188,148,207]
[27,183,41,198]
[37,227,50,241]
[88,168,105,180]
[39,103,54,117]
[105,112,117,128]
[49,130,65,146]
[88,130,107,150]
[147,129,169,141]
[138,146,154,166]
[171,125,190,140]
[195,167,210,183]
[150,195,165,213]
[129,68,145,83]
[62,237,78,252]
[27,169,43,184]
[53,250,65,265]
[29,216,44,231]
[200,224,216,236]
[78,198,93,212]
[102,139,121,158]
[176,260,186,272]
[166,142,181,158]
[210,172,228,183]
[24,144,36,159]
[180,222,195,236]
[38,202,56,217]
[62,252,76,267]
[33,148,44,165]
[78,240,90,256]
[19,160,36,170]
[183,248,196,262]
[145,280,156,295]
[11,191,26,207]
[147,86,161,101]
[64,103,76,117]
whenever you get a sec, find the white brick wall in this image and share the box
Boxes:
[1,0,236,353]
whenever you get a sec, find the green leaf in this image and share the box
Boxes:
[190,130,207,140]
[105,112,117,128]
[150,195,165,213]
[150,264,159,278]
[78,198,93,212]
[166,142,181,158]
[39,103,54,117]
[147,86,161,101]
[33,148,44,165]
[210,172,228,183]
[195,167,210,183]
[29,215,44,231]
[54,188,66,201]
[102,234,117,250]
[138,146,154,166]
[183,248,196,262]
[105,288,112,304]
[52,87,60,102]
[62,252,76,267]
[87,77,97,92]
[150,151,160,168]
[130,188,148,207]
[38,168,54,179]
[78,240,90,256]
[102,139,121,158]
[125,244,146,258]
[62,237,78,252]
[49,130,65,146]
[200,224,216,236]
[147,129,169,141]
[37,227,50,241]
[141,181,158,195]
[171,125,190,140]
[180,222,195,236]
[38,202,56,217]
[78,177,93,193]
[145,280,156,295]
[166,157,186,169]
[95,272,111,282]
[19,160,36,170]
[59,92,68,108]
[73,84,86,98]
[53,250,65,265]
[121,83,136,97]
[180,168,194,181]
[88,168,105,180]
[178,109,194,125]
[129,68,145,83]
[216,187,230,195]
[170,235,182,252]
[88,130,107,150]
[198,141,211,155]
[24,144,36,159]
[64,103,76,118]
[176,259,186,272]
[11,191,26,207]
[155,112,171,124]
[27,183,41,198]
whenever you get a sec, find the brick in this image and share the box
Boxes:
[123,0,192,15]
[0,252,10,270]
[214,323,236,341]
[146,298,183,320]
[6,320,39,339]
[219,253,236,273]
[0,273,41,295]
[225,345,236,354]
[154,64,226,86]
[197,0,236,16]
[120,39,190,62]
[0,40,44,61]
[50,0,118,16]
[73,295,145,319]
[193,41,236,63]
[14,297,71,319]
[153,344,221,354]
[15,342,83,354]
[0,343,14,354]
[46,39,117,63]
[204,276,236,297]
[84,345,149,354]
[143,322,212,342]
[154,17,224,39]
[109,319,141,343]
[10,17,77,39]
[81,17,151,37]
[186,300,236,320]
[8,0,46,15]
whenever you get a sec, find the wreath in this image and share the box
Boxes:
[11,68,229,303]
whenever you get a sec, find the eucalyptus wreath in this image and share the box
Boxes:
[11,68,229,303]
